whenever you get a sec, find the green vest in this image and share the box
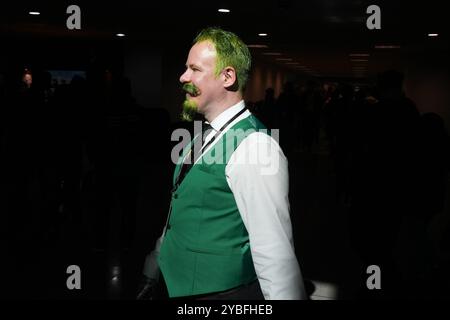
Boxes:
[158,114,268,297]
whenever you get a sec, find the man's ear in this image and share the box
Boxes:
[222,66,238,90]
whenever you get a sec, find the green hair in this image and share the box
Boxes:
[194,27,251,92]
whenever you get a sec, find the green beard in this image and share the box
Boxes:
[181,83,200,122]
[181,98,199,122]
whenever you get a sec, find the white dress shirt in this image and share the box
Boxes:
[145,100,306,300]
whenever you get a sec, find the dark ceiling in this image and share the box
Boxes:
[1,0,448,80]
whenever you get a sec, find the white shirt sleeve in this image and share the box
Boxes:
[226,132,307,300]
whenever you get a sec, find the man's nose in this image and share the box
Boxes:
[179,70,190,83]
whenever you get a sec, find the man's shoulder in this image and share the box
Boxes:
[232,113,268,132]
[224,115,272,146]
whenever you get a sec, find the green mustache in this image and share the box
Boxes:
[182,83,200,97]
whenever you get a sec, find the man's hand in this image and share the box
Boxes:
[136,275,158,300]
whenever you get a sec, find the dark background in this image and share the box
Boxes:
[0,0,449,299]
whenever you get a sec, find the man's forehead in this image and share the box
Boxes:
[188,40,217,60]
[193,40,215,51]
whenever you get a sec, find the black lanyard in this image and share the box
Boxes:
[173,106,247,191]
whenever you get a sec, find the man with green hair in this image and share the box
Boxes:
[138,27,306,300]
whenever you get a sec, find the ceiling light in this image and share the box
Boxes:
[350,59,368,62]
[29,11,40,15]
[285,62,300,65]
[428,33,439,37]
[116,33,126,37]
[247,44,268,48]
[258,33,268,37]
[349,53,370,57]
[262,52,282,56]
[375,45,401,49]
[218,9,230,13]
[276,58,293,61]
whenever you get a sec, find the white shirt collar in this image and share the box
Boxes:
[207,100,246,132]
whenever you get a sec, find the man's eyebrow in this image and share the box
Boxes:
[187,63,201,69]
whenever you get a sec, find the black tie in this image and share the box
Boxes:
[201,122,213,146]
[177,122,213,185]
